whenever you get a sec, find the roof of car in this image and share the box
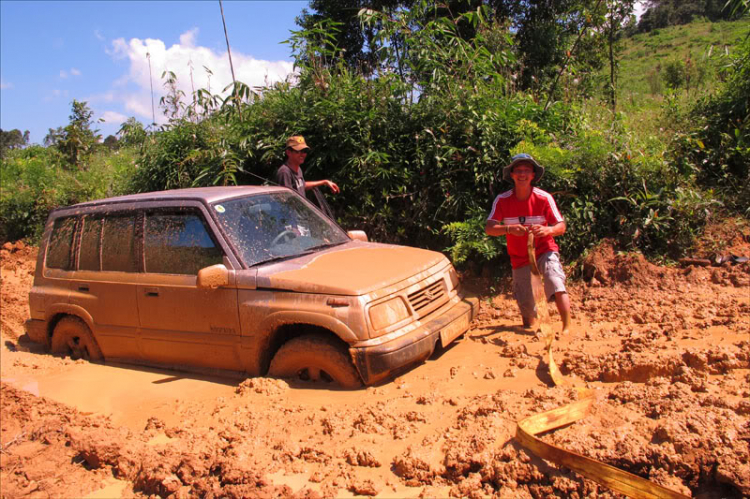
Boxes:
[67,185,288,209]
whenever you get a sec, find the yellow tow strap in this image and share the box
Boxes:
[514,233,689,499]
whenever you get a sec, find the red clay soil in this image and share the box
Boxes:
[1,230,749,498]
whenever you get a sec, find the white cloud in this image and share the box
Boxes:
[60,68,81,79]
[179,28,199,47]
[45,88,69,102]
[1,78,12,90]
[100,110,128,126]
[107,29,295,124]
[88,91,116,103]
[94,29,105,41]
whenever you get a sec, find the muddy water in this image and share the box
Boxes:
[2,328,547,431]
[2,240,750,497]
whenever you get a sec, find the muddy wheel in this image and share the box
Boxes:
[51,316,103,361]
[268,335,362,389]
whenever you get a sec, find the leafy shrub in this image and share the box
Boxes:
[663,58,686,88]
[0,146,137,243]
[676,32,749,214]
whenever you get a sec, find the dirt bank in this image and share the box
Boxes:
[1,235,749,498]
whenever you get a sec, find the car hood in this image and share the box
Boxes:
[256,242,447,296]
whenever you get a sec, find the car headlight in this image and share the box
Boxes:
[369,297,410,331]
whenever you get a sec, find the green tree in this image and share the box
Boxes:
[297,0,609,97]
[0,128,29,154]
[55,100,101,169]
[603,0,636,113]
[118,117,148,148]
[44,126,65,147]
[295,0,410,75]
[487,0,608,94]
[637,0,738,32]
[103,135,119,150]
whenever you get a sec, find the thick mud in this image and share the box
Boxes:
[1,233,749,498]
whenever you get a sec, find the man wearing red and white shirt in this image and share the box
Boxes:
[485,154,571,333]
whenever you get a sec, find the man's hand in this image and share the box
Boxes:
[530,225,551,237]
[531,222,566,238]
[304,179,340,193]
[507,224,528,237]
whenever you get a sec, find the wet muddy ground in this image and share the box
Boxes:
[1,234,749,498]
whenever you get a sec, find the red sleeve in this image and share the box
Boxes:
[487,195,503,221]
[544,194,564,225]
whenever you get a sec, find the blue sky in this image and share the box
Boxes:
[1,1,647,146]
[1,0,307,144]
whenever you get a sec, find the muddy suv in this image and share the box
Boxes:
[25,186,478,387]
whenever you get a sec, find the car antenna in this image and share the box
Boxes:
[236,166,280,187]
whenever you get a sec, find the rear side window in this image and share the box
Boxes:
[102,214,139,272]
[79,216,103,271]
[46,217,77,270]
[144,211,223,275]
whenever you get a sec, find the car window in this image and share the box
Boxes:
[212,192,349,267]
[144,211,224,275]
[102,214,139,272]
[79,216,103,271]
[46,216,77,270]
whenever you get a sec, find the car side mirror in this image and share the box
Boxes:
[347,230,368,242]
[197,264,229,289]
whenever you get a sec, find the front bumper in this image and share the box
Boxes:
[350,294,479,385]
[25,318,49,347]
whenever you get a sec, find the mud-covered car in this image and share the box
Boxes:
[25,186,478,387]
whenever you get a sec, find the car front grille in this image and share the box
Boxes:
[407,279,447,319]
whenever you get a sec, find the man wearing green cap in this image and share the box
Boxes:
[276,136,339,196]
[485,153,571,333]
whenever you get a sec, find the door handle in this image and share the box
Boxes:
[144,287,160,297]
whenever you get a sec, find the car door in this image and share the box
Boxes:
[67,211,141,360]
[136,207,243,371]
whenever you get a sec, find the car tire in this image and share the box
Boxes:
[51,316,103,362]
[268,335,362,389]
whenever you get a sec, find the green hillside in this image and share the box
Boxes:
[618,18,749,101]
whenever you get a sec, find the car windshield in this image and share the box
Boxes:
[211,191,350,267]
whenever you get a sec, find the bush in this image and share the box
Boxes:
[0,146,137,243]
[663,59,686,88]
[677,33,749,214]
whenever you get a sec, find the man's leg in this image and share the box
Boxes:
[554,291,571,333]
[522,315,538,329]
[539,252,571,334]
[512,265,537,329]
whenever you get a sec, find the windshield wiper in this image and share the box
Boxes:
[306,241,347,251]
[252,250,316,267]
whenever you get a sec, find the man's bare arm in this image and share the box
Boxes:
[486,220,529,237]
[530,221,566,238]
[305,179,339,193]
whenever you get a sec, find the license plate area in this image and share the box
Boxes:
[439,312,470,347]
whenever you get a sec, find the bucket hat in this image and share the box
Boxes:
[502,153,544,182]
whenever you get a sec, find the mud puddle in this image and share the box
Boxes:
[2,236,749,497]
